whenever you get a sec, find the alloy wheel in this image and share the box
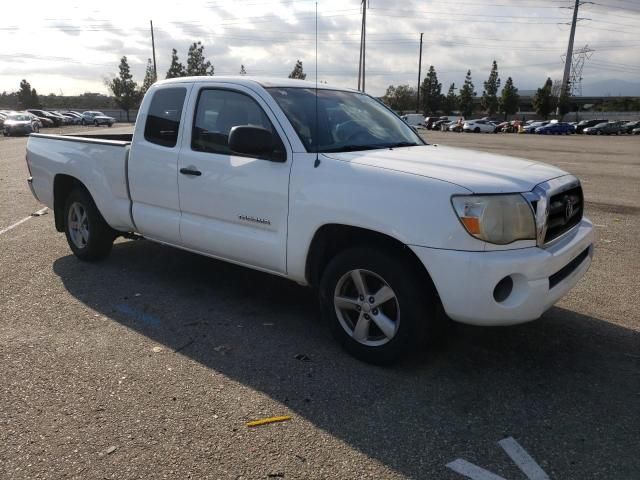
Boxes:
[333,269,400,346]
[67,202,89,249]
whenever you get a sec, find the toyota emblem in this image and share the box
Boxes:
[564,197,574,221]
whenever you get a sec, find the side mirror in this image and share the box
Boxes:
[228,126,277,159]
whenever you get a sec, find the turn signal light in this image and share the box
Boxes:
[460,216,481,234]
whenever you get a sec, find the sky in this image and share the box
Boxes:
[1,0,639,98]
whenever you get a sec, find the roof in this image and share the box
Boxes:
[156,75,357,92]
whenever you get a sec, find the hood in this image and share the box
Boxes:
[5,120,30,126]
[323,144,568,193]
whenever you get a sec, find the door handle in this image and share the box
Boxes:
[180,167,202,176]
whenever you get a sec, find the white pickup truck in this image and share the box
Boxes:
[26,76,594,364]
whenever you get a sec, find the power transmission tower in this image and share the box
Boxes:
[561,0,592,94]
[416,33,424,113]
[357,0,369,92]
[561,45,595,96]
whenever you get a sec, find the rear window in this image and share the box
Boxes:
[144,88,187,148]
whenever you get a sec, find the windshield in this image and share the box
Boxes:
[267,87,424,153]
[8,114,30,121]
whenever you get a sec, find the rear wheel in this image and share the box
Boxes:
[64,188,115,261]
[319,247,437,364]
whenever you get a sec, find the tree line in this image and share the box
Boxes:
[382,61,574,120]
[106,40,308,121]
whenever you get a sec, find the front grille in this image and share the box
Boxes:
[544,185,583,243]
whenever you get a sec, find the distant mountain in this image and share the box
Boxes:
[581,79,640,97]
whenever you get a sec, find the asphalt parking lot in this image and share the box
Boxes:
[1,126,639,479]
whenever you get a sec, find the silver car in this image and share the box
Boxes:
[3,113,40,136]
[81,111,115,127]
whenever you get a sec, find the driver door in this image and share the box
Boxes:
[177,85,292,274]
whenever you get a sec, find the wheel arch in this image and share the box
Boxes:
[53,174,88,232]
[304,223,438,294]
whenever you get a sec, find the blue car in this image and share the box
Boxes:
[523,121,549,133]
[535,122,575,135]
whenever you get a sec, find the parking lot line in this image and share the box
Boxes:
[498,437,550,480]
[446,459,508,480]
[0,207,48,236]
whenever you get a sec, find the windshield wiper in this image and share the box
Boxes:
[382,142,421,149]
[321,144,388,153]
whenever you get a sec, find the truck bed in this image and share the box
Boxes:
[27,133,136,232]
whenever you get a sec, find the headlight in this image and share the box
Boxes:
[451,194,536,244]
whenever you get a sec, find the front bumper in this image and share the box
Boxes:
[4,126,32,135]
[411,218,595,326]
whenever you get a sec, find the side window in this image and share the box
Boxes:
[144,88,186,148]
[192,89,285,161]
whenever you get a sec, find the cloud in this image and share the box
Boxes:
[0,0,638,95]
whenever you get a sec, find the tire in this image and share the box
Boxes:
[63,188,115,261]
[108,123,113,128]
[94,120,99,127]
[319,247,438,365]
[474,127,480,133]
[81,119,86,126]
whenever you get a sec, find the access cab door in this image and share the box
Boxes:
[129,85,192,244]
[177,84,293,274]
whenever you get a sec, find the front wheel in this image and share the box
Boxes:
[474,127,481,133]
[319,247,437,364]
[94,120,99,127]
[64,188,115,261]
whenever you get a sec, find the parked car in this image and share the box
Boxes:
[25,76,594,364]
[632,127,640,135]
[620,120,640,134]
[27,109,62,127]
[47,111,72,125]
[81,111,115,127]
[431,118,451,131]
[33,114,54,128]
[523,121,550,134]
[62,111,84,124]
[401,114,426,129]
[61,113,81,125]
[575,119,608,134]
[448,120,465,132]
[583,121,626,135]
[0,111,9,128]
[25,112,43,129]
[535,122,575,135]
[424,116,440,130]
[3,112,39,136]
[463,119,497,133]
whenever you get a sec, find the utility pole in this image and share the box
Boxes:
[150,20,157,79]
[561,0,580,94]
[416,33,424,113]
[357,0,369,92]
